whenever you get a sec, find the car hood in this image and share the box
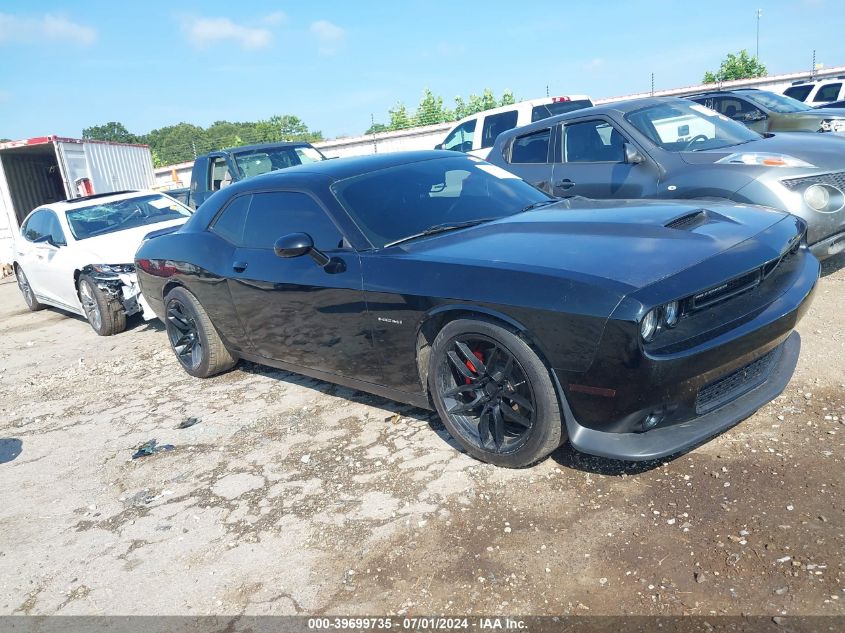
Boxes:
[75,219,188,264]
[400,199,792,290]
[679,132,845,168]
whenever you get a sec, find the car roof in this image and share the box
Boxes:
[239,149,456,183]
[42,189,164,211]
[221,141,314,154]
[449,96,593,125]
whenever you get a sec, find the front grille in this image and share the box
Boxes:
[781,171,845,191]
[695,348,778,414]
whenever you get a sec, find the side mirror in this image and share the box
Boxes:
[624,143,644,165]
[434,143,444,150]
[34,234,59,247]
[273,232,329,266]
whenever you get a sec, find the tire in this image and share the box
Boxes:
[15,266,44,312]
[78,274,127,336]
[163,286,236,378]
[428,317,564,468]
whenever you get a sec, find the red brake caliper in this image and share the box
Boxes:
[464,350,485,384]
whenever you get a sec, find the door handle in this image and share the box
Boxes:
[232,261,248,273]
[556,179,575,189]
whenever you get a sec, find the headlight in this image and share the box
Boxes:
[640,309,658,342]
[803,183,845,213]
[716,152,816,168]
[663,300,679,327]
[819,119,845,133]
[90,264,136,274]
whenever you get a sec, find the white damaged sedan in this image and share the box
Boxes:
[13,190,192,335]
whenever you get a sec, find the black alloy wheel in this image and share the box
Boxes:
[429,318,564,468]
[166,298,204,371]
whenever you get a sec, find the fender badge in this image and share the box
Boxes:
[667,185,677,191]
[377,317,403,325]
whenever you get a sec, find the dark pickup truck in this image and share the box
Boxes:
[184,141,327,208]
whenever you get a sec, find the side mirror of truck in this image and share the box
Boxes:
[624,143,644,165]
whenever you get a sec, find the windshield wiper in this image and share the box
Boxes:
[384,218,498,248]
[519,199,557,212]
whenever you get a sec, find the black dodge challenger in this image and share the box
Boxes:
[135,151,819,468]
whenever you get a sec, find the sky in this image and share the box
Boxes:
[0,0,843,141]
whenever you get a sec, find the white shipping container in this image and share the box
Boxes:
[0,136,155,265]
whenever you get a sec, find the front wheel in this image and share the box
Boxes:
[163,286,236,378]
[78,274,126,336]
[428,318,564,468]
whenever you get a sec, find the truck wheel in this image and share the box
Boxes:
[78,274,127,336]
[163,286,236,378]
[15,266,44,311]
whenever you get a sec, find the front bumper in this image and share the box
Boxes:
[809,228,845,259]
[557,244,818,461]
[563,331,800,461]
[89,270,155,321]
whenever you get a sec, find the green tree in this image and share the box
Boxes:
[388,102,413,130]
[499,90,516,107]
[82,121,139,144]
[703,50,767,83]
[366,122,389,135]
[415,88,452,125]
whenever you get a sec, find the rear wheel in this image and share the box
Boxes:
[428,318,564,468]
[78,274,126,336]
[163,286,236,378]
[15,266,43,311]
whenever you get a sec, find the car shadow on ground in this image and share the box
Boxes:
[235,361,670,476]
[820,251,845,278]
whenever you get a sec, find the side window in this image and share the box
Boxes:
[710,97,761,121]
[243,192,342,250]
[562,120,626,163]
[21,210,47,242]
[481,110,519,149]
[208,156,231,192]
[814,83,842,103]
[43,211,66,246]
[210,194,252,245]
[442,120,476,153]
[509,128,551,164]
[784,85,813,102]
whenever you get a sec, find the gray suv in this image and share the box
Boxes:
[487,97,845,259]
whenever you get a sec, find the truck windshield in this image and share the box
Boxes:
[625,101,761,152]
[66,194,192,240]
[233,146,326,178]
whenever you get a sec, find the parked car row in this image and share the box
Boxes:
[11,90,834,469]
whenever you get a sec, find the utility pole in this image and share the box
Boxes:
[650,73,654,96]
[755,8,763,59]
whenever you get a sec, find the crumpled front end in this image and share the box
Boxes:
[82,265,155,320]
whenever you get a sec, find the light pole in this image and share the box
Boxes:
[756,8,763,59]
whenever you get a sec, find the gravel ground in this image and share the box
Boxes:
[0,254,843,617]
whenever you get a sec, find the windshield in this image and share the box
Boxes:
[66,194,192,240]
[742,91,812,113]
[233,145,325,178]
[625,101,760,152]
[331,156,550,248]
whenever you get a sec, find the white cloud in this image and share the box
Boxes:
[185,17,272,50]
[0,12,96,45]
[310,20,344,55]
[263,11,287,25]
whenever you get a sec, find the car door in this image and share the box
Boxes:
[29,210,79,309]
[16,210,50,299]
[502,126,556,194]
[217,190,381,382]
[551,118,659,199]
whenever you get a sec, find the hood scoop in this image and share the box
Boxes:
[665,209,709,231]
